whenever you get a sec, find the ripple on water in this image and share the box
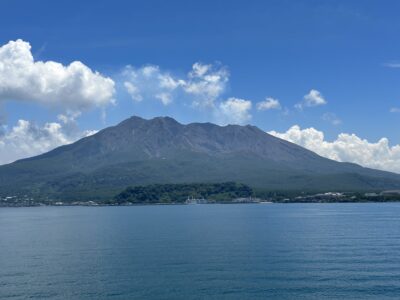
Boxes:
[1,203,400,299]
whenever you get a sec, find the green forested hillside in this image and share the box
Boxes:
[113,182,253,204]
[1,116,400,203]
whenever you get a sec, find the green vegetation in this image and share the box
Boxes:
[2,181,400,206]
[2,116,400,205]
[112,182,253,204]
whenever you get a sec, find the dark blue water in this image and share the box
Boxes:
[1,204,400,299]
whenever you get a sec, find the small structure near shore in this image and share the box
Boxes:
[185,196,208,204]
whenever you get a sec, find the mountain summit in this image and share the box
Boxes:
[1,116,400,201]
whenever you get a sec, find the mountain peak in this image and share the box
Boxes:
[2,115,400,201]
[118,115,182,128]
[150,116,181,123]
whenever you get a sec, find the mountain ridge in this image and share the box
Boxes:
[1,115,400,201]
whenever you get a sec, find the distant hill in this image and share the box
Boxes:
[1,116,400,202]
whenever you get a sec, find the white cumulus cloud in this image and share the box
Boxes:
[216,97,252,125]
[256,97,281,111]
[122,65,184,104]
[269,125,400,173]
[0,119,96,165]
[122,62,228,107]
[122,62,252,124]
[0,39,115,113]
[296,89,327,109]
[184,63,229,108]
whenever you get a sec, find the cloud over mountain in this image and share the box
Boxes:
[0,119,96,165]
[269,125,400,173]
[3,39,395,173]
[122,62,229,108]
[122,62,255,125]
[217,97,252,125]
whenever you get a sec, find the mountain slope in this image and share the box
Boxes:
[1,116,400,201]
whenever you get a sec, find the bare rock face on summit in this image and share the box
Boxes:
[1,116,400,200]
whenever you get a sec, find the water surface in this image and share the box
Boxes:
[1,203,400,299]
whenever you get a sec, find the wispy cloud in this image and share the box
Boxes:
[383,62,400,68]
[122,62,229,108]
[390,107,400,113]
[122,62,255,125]
[322,112,342,125]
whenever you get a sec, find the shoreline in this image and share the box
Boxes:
[2,200,400,208]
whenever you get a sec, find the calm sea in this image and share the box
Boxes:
[1,203,400,299]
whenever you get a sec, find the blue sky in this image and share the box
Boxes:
[1,0,400,171]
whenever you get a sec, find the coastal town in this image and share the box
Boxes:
[2,190,400,207]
